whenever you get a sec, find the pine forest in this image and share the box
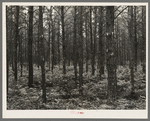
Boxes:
[6,5,146,110]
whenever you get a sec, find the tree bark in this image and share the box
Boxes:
[79,6,83,95]
[116,18,119,65]
[106,6,117,104]
[37,20,40,69]
[61,6,66,74]
[128,6,135,94]
[142,6,146,73]
[134,6,137,71]
[85,12,89,73]
[98,6,104,80]
[90,7,94,76]
[6,6,9,94]
[51,9,55,72]
[39,6,46,103]
[25,29,27,69]
[48,7,52,71]
[93,7,97,75]
[10,7,13,70]
[14,6,19,82]
[20,33,23,77]
[73,6,77,86]
[28,6,33,87]
[57,20,60,67]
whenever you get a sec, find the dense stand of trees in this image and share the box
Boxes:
[6,5,146,104]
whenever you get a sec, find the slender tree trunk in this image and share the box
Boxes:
[79,6,83,95]
[20,33,23,77]
[18,35,20,65]
[116,18,119,66]
[24,29,27,68]
[85,12,89,73]
[128,6,135,94]
[65,26,69,66]
[28,6,33,87]
[73,7,77,85]
[93,7,97,75]
[61,6,66,74]
[37,22,40,69]
[90,7,94,76]
[57,20,60,67]
[118,30,121,65]
[134,6,137,71]
[120,34,123,66]
[124,32,126,65]
[106,6,117,104]
[67,33,71,66]
[98,6,104,80]
[47,7,52,71]
[39,6,46,103]
[48,14,51,70]
[122,31,125,66]
[10,7,13,70]
[131,6,135,93]
[14,6,19,82]
[51,12,55,72]
[142,6,146,73]
[6,6,9,94]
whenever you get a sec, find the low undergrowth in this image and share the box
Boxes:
[7,64,146,110]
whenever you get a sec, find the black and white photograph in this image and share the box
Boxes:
[2,2,148,118]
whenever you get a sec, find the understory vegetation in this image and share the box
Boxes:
[7,64,146,110]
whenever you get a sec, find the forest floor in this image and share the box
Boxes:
[7,64,146,110]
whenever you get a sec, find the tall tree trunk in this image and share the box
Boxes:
[98,6,104,80]
[106,6,117,104]
[61,6,66,74]
[57,20,60,67]
[134,6,137,71]
[116,18,119,66]
[48,12,51,71]
[14,6,19,82]
[128,6,135,94]
[28,6,33,87]
[124,31,126,65]
[51,10,55,72]
[39,6,46,103]
[93,7,97,75]
[118,30,121,65]
[90,7,94,76]
[20,33,23,77]
[122,31,125,66]
[37,21,40,69]
[131,6,135,93]
[73,6,77,85]
[47,7,52,71]
[67,33,71,66]
[120,34,123,66]
[85,12,89,73]
[6,6,9,94]
[79,6,83,95]
[68,28,71,66]
[65,26,69,66]
[142,6,146,73]
[10,7,13,70]
[25,29,27,68]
